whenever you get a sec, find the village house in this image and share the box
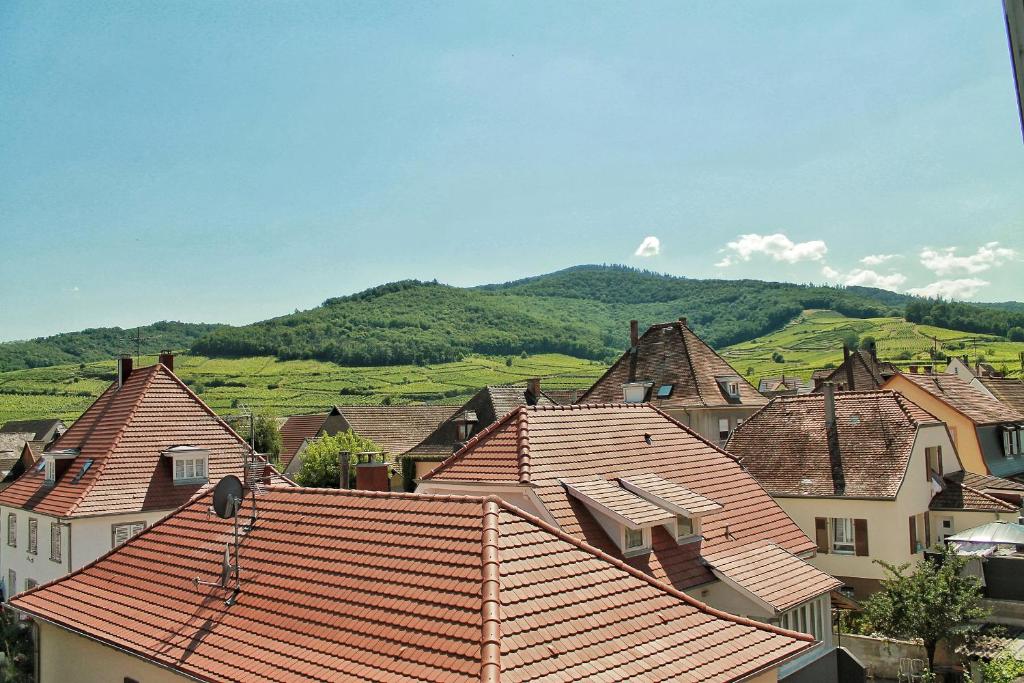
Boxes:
[759,375,811,398]
[0,419,66,485]
[277,405,454,478]
[417,403,842,679]
[946,355,1005,382]
[971,375,1024,415]
[577,319,768,444]
[10,486,816,683]
[810,343,898,392]
[727,387,1021,598]
[0,354,272,597]
[882,372,1024,479]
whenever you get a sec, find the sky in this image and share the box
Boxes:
[1,1,1022,342]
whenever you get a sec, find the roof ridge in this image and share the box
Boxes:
[480,499,501,683]
[515,409,531,484]
[263,484,489,503]
[676,323,706,406]
[63,365,163,516]
[958,483,1020,512]
[486,495,815,644]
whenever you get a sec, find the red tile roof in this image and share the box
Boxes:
[930,473,1021,513]
[12,488,813,682]
[277,412,330,468]
[578,320,767,409]
[564,478,675,527]
[727,391,940,499]
[976,377,1024,415]
[706,542,842,612]
[334,405,456,455]
[896,373,1024,425]
[0,364,258,517]
[424,404,819,592]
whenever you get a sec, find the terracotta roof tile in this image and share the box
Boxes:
[579,321,767,409]
[931,473,1021,513]
[898,374,1024,425]
[12,488,813,682]
[977,378,1024,415]
[334,405,455,456]
[278,413,329,468]
[0,364,266,517]
[564,478,676,527]
[619,472,723,516]
[813,350,898,391]
[424,404,818,592]
[706,542,842,612]
[956,470,1024,493]
[727,391,938,498]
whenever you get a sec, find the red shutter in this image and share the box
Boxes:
[909,516,918,554]
[854,519,869,556]
[815,517,829,554]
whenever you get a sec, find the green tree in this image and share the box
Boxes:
[982,651,1024,683]
[0,607,34,682]
[295,431,383,488]
[237,412,282,460]
[771,351,785,363]
[1008,327,1024,342]
[862,543,988,671]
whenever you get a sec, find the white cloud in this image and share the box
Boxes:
[634,236,661,257]
[907,278,990,300]
[860,254,898,266]
[715,233,827,267]
[821,266,840,280]
[919,242,1017,276]
[842,268,907,291]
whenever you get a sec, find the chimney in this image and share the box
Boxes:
[822,383,845,495]
[909,364,918,374]
[842,344,855,391]
[679,316,688,327]
[117,354,133,388]
[158,350,175,372]
[823,382,836,430]
[629,320,639,347]
[924,365,933,375]
[526,378,541,400]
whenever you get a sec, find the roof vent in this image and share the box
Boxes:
[643,433,653,445]
[799,478,813,494]
[849,414,861,426]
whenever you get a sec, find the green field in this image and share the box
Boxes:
[2,311,1022,425]
[0,353,607,424]
[721,310,1024,382]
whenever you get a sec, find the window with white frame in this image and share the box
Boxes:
[779,596,826,641]
[49,523,62,563]
[6,513,15,548]
[831,518,856,554]
[112,522,146,548]
[7,569,15,598]
[173,454,208,483]
[624,527,645,550]
[622,383,650,403]
[675,514,694,539]
[27,519,37,555]
[1003,426,1022,457]
[23,579,36,592]
[44,457,56,484]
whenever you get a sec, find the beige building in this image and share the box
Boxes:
[578,318,768,445]
[727,388,1021,598]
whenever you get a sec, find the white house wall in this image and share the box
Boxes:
[37,621,191,683]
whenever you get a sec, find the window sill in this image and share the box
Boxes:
[623,546,652,558]
[831,548,855,555]
[173,478,209,486]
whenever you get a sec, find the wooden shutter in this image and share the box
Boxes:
[925,447,931,479]
[814,517,829,554]
[924,514,931,549]
[909,516,918,554]
[937,446,943,475]
[854,519,869,556]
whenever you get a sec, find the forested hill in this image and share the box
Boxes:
[191,266,907,366]
[0,321,224,372]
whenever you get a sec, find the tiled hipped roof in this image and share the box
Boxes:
[0,364,255,517]
[896,374,1024,425]
[726,391,939,498]
[425,404,817,591]
[12,488,813,682]
[578,320,767,408]
[334,405,456,455]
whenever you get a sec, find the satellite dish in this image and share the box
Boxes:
[212,475,243,519]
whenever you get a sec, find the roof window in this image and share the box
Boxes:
[622,382,652,403]
[71,459,94,484]
[716,375,741,399]
[656,384,674,399]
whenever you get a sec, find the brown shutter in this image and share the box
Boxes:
[924,514,931,549]
[925,447,931,480]
[937,446,943,475]
[814,517,829,554]
[909,516,918,554]
[854,519,869,556]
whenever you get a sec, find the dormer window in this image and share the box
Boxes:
[716,375,741,399]
[624,527,648,553]
[163,446,210,484]
[622,382,652,403]
[675,514,694,539]
[453,411,478,442]
[562,479,667,557]
[41,448,79,486]
[1002,426,1022,457]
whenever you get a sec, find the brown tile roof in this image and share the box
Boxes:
[930,472,1022,512]
[813,350,898,391]
[541,388,581,404]
[0,364,258,517]
[564,478,676,527]
[897,374,1024,425]
[11,488,814,682]
[334,405,456,456]
[956,470,1024,493]
[278,412,330,468]
[726,391,940,498]
[579,320,767,409]
[977,377,1024,415]
[424,404,819,592]
[707,542,842,612]
[619,472,723,515]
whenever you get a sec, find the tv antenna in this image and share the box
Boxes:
[194,475,245,605]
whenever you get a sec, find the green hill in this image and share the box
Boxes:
[0,321,224,372]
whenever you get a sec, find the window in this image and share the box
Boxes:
[622,383,650,403]
[832,518,856,554]
[624,527,645,550]
[675,514,694,539]
[926,446,943,478]
[656,384,674,399]
[44,457,55,484]
[23,579,36,592]
[50,523,62,563]
[718,418,731,442]
[112,522,146,548]
[71,459,93,483]
[6,513,15,547]
[7,570,14,598]
[1003,427,1022,457]
[28,519,37,555]
[940,517,955,542]
[173,454,208,483]
[779,597,827,641]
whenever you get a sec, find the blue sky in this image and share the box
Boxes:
[2,1,1022,341]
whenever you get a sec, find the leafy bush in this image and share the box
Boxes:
[295,431,383,488]
[772,352,785,363]
[982,651,1024,683]
[1008,327,1024,342]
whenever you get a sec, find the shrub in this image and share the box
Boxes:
[772,352,785,363]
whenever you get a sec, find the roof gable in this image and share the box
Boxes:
[977,378,1024,415]
[894,373,1024,425]
[578,321,767,408]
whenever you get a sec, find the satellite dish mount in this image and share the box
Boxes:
[195,475,245,605]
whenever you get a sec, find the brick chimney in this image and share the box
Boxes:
[679,316,688,327]
[117,354,133,388]
[629,320,639,347]
[822,383,845,495]
[909,364,918,374]
[842,344,855,391]
[526,378,541,400]
[158,350,175,372]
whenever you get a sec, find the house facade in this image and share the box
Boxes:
[577,319,768,445]
[12,487,815,683]
[883,372,1024,479]
[727,388,1021,597]
[417,403,841,678]
[0,355,266,597]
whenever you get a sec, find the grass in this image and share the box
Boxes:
[721,310,1024,383]
[2,311,1021,425]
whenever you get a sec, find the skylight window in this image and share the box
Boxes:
[71,459,94,484]
[656,384,674,398]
